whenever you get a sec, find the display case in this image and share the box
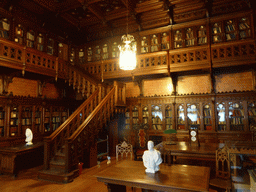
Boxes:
[165,104,172,130]
[225,19,237,41]
[0,106,5,137]
[187,103,200,130]
[185,28,195,47]
[21,106,32,134]
[212,22,223,43]
[142,106,149,124]
[132,106,139,126]
[228,102,244,131]
[174,30,183,48]
[217,102,226,131]
[198,25,207,45]
[203,104,212,131]
[151,34,159,52]
[10,106,19,136]
[141,36,149,53]
[248,102,256,131]
[177,104,185,130]
[161,32,170,50]
[152,105,162,130]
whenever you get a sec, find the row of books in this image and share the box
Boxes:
[230,117,243,125]
[248,109,256,116]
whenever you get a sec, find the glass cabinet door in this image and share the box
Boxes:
[21,106,32,134]
[44,107,50,132]
[151,105,162,130]
[151,34,159,52]
[198,25,207,45]
[37,33,44,51]
[35,106,41,133]
[217,103,226,131]
[0,17,10,39]
[161,32,169,50]
[132,106,139,126]
[10,106,19,136]
[52,107,60,131]
[26,30,35,48]
[102,44,108,60]
[177,104,185,130]
[248,102,256,130]
[239,17,251,39]
[125,108,130,129]
[187,103,200,128]
[141,36,149,53]
[112,42,119,58]
[185,28,195,47]
[225,20,236,41]
[0,107,5,137]
[203,104,212,131]
[212,23,222,43]
[142,106,149,124]
[229,102,244,131]
[15,24,24,44]
[165,104,172,130]
[174,30,183,48]
[87,47,92,62]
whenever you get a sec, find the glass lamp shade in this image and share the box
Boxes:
[119,34,137,70]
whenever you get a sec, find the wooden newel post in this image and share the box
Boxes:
[44,137,51,170]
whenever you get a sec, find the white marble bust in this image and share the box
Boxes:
[25,128,33,145]
[142,140,162,173]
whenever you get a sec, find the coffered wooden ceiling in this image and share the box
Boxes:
[1,0,254,44]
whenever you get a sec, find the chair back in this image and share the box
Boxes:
[116,141,133,161]
[216,145,230,179]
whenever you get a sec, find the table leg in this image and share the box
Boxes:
[105,183,126,192]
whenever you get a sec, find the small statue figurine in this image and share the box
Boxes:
[142,140,162,173]
[25,128,33,145]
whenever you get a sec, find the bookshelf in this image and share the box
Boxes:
[142,106,149,124]
[217,103,226,131]
[26,30,35,48]
[44,107,51,132]
[35,107,41,133]
[132,106,139,126]
[15,24,24,44]
[0,17,10,39]
[161,32,170,50]
[125,108,130,129]
[47,38,54,55]
[165,104,172,130]
[152,105,162,130]
[198,25,207,45]
[151,34,159,52]
[141,36,149,53]
[239,17,251,39]
[37,33,44,52]
[102,44,108,60]
[225,20,237,41]
[97,135,109,159]
[95,45,101,61]
[79,48,85,63]
[0,107,5,137]
[187,103,200,129]
[52,107,60,131]
[174,30,183,48]
[248,102,256,131]
[228,102,244,131]
[21,106,33,134]
[203,104,212,131]
[177,104,185,130]
[61,108,68,123]
[212,22,222,43]
[185,28,195,47]
[87,47,93,62]
[10,106,19,136]
[112,42,119,58]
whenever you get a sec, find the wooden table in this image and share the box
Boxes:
[95,160,211,192]
[0,142,44,176]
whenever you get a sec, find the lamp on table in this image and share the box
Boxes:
[164,129,177,145]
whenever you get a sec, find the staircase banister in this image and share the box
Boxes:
[44,89,99,141]
[67,86,116,141]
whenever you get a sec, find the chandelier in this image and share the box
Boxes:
[118,0,137,70]
[119,34,137,70]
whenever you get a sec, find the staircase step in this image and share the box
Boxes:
[50,159,65,170]
[38,168,79,183]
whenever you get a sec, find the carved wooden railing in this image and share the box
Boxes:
[65,86,116,172]
[0,38,99,97]
[43,89,100,170]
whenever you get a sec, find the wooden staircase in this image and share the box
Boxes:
[38,81,126,183]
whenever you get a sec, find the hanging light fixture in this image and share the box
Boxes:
[118,0,137,70]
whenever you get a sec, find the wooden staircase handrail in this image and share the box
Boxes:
[67,86,115,141]
[44,89,99,142]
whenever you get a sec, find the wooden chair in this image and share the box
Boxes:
[133,123,149,161]
[116,141,133,161]
[209,145,232,192]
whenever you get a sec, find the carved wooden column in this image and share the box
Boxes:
[37,80,46,98]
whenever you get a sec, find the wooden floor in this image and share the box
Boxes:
[0,157,135,192]
[0,156,250,192]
